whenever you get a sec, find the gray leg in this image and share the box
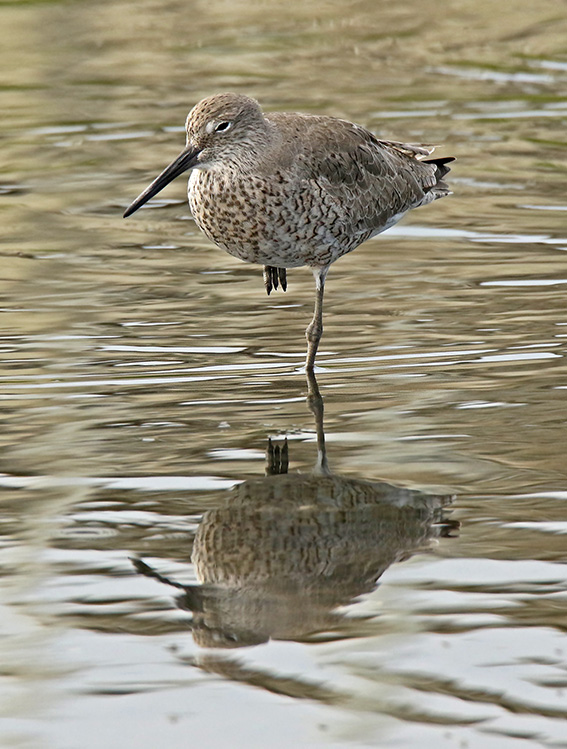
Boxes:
[305,266,329,371]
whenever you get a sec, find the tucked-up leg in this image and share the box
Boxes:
[263,266,274,294]
[277,267,287,291]
[263,266,287,295]
[305,265,329,371]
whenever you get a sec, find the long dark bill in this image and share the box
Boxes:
[123,145,201,218]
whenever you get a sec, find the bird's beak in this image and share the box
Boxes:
[123,144,201,218]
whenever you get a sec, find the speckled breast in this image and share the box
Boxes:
[188,167,361,269]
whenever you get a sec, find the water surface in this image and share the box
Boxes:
[1,1,567,747]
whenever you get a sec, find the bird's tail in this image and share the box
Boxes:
[424,156,455,198]
[424,156,455,180]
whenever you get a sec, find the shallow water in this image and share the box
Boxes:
[2,0,567,747]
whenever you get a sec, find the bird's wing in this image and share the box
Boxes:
[276,114,448,235]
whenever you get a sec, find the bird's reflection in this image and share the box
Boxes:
[134,372,457,649]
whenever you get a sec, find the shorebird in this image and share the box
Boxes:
[124,93,454,370]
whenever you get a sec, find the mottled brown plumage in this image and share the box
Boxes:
[124,93,454,369]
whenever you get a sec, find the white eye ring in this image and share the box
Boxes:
[214,121,232,133]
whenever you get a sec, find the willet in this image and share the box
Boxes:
[124,93,454,370]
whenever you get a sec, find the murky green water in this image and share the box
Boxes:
[2,0,567,747]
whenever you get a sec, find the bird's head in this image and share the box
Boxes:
[123,93,267,218]
[185,92,267,167]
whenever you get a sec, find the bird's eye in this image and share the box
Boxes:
[214,121,232,133]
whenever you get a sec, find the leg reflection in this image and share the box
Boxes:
[133,372,457,649]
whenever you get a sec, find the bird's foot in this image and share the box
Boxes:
[278,267,287,291]
[263,266,287,295]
